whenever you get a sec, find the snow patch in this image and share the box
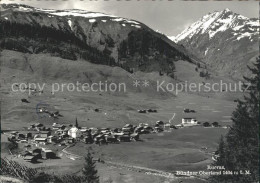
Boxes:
[131,24,141,29]
[204,48,209,55]
[68,19,72,29]
[122,24,126,27]
[18,6,32,11]
[112,18,124,22]
[247,21,259,27]
[237,32,251,40]
[111,18,139,25]
[4,17,8,20]
[233,24,244,31]
[101,20,107,22]
[49,11,116,18]
[89,19,96,23]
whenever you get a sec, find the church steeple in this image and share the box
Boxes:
[75,117,78,128]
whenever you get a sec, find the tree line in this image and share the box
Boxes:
[0,20,116,67]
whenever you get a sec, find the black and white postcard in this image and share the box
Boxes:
[0,1,259,182]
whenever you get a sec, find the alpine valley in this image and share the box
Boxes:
[0,4,259,183]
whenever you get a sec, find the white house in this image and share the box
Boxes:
[164,123,171,131]
[68,127,82,139]
[182,118,197,125]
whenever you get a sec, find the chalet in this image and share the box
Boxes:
[24,155,38,163]
[118,135,131,142]
[105,136,118,143]
[8,135,16,141]
[52,123,66,130]
[143,126,153,133]
[60,134,69,139]
[32,148,42,154]
[181,117,198,126]
[164,123,171,131]
[20,140,28,143]
[18,133,25,139]
[29,124,36,129]
[83,136,93,144]
[55,129,64,135]
[113,128,121,133]
[20,151,32,157]
[47,136,56,143]
[130,133,139,141]
[138,123,149,127]
[138,110,146,113]
[134,126,143,133]
[100,128,111,134]
[156,121,164,126]
[154,126,164,133]
[80,128,88,133]
[35,137,47,145]
[122,124,133,133]
[112,132,124,139]
[68,127,82,139]
[35,123,44,128]
[38,131,51,138]
[66,137,75,144]
[42,148,56,159]
[10,131,18,136]
[26,133,32,138]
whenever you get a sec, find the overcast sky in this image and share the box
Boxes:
[2,0,259,36]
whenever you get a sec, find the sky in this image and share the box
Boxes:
[2,0,259,36]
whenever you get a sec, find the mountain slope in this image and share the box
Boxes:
[0,3,194,75]
[173,9,259,79]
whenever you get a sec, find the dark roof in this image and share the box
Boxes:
[24,156,36,160]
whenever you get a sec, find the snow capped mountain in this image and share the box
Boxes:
[175,8,259,42]
[172,9,259,80]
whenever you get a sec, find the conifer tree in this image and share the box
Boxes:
[82,151,99,183]
[210,57,259,183]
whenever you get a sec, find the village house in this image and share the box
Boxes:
[164,122,171,131]
[26,132,32,139]
[18,133,26,140]
[34,123,44,128]
[34,137,47,145]
[118,135,131,142]
[52,123,66,130]
[156,121,164,127]
[80,128,88,133]
[181,117,198,126]
[24,155,38,163]
[38,131,51,138]
[47,136,56,143]
[83,136,93,144]
[42,148,56,159]
[154,125,164,133]
[130,133,139,141]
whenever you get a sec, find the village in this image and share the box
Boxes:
[3,106,224,164]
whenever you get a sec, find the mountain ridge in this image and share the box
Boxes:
[1,3,199,77]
